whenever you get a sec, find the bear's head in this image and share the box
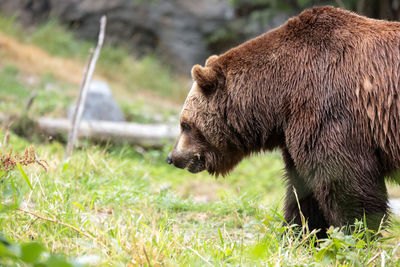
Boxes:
[166,55,247,176]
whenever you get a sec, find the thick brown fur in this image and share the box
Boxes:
[168,6,400,236]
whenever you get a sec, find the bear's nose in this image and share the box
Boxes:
[166,155,173,165]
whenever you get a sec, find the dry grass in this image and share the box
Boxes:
[0,29,184,114]
[0,31,91,85]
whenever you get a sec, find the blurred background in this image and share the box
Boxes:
[2,0,400,265]
[1,0,399,74]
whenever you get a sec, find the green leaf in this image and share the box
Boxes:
[249,243,268,260]
[45,254,75,267]
[17,163,33,190]
[20,242,45,263]
[89,196,96,210]
[10,177,18,208]
[72,202,84,211]
[0,242,20,259]
[218,227,224,246]
[62,160,69,173]
[0,235,10,246]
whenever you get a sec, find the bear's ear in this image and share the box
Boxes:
[191,65,219,94]
[192,65,218,95]
[192,55,224,95]
[205,55,219,67]
[192,65,225,95]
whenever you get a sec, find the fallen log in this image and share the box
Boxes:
[39,117,179,147]
[0,113,179,148]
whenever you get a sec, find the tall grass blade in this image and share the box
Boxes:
[17,163,33,190]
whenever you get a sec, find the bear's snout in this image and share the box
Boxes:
[167,150,206,173]
[166,155,173,164]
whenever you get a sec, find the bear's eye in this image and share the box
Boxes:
[181,122,191,132]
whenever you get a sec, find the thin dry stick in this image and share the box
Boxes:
[1,130,9,147]
[292,187,308,237]
[18,207,92,239]
[143,246,152,267]
[66,50,93,156]
[66,15,107,158]
[366,252,380,265]
[184,246,212,266]
[18,207,109,253]
[24,89,38,113]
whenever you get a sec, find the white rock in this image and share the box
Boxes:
[389,198,400,217]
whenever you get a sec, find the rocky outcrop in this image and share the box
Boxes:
[0,0,291,73]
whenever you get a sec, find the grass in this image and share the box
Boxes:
[0,65,73,118]
[1,131,400,266]
[0,132,281,265]
[0,65,30,99]
[0,63,178,124]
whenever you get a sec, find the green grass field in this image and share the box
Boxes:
[2,132,400,266]
[1,15,400,266]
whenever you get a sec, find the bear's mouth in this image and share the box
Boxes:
[187,160,205,173]
[186,154,206,173]
[168,151,206,173]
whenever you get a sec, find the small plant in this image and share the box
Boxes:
[0,239,83,267]
[0,147,47,211]
[0,147,47,172]
[0,146,81,266]
[315,221,381,265]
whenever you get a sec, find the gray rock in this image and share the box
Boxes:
[68,80,125,122]
[389,198,400,217]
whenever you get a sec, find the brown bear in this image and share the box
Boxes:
[167,6,400,237]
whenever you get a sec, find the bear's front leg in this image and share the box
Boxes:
[284,184,329,238]
[282,148,329,238]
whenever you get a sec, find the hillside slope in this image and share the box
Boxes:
[0,22,186,120]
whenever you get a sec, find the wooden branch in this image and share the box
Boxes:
[67,49,93,156]
[66,16,107,158]
[39,117,179,147]
[24,89,38,114]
